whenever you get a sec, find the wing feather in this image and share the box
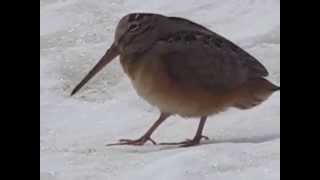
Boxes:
[150,28,268,91]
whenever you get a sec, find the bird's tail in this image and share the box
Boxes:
[272,86,280,91]
[233,78,279,110]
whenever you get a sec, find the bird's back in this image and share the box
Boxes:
[149,16,269,92]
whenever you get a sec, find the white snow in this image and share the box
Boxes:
[40,0,280,179]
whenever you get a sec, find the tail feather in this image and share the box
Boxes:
[233,78,279,110]
[273,86,280,91]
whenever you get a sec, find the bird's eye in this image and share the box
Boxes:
[128,24,140,32]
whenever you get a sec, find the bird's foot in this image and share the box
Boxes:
[159,135,209,147]
[106,136,157,146]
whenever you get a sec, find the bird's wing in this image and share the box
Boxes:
[150,30,268,91]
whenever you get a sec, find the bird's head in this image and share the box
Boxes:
[70,13,163,96]
[114,13,163,55]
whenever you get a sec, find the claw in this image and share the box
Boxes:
[106,136,157,146]
[159,135,209,147]
[201,135,209,140]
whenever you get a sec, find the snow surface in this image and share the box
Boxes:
[40,0,280,179]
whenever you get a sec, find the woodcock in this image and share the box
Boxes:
[71,13,280,147]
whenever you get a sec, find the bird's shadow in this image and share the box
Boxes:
[108,134,280,154]
[204,134,280,145]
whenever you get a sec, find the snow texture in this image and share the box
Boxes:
[40,0,280,180]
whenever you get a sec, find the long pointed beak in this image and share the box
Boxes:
[70,43,119,96]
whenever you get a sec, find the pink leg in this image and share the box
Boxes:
[160,116,209,147]
[106,113,170,146]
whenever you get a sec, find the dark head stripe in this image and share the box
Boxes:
[128,13,155,22]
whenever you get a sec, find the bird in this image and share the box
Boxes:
[70,13,280,147]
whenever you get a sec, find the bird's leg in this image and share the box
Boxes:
[160,116,209,147]
[106,113,170,146]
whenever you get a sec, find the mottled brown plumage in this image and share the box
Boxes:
[71,13,279,147]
